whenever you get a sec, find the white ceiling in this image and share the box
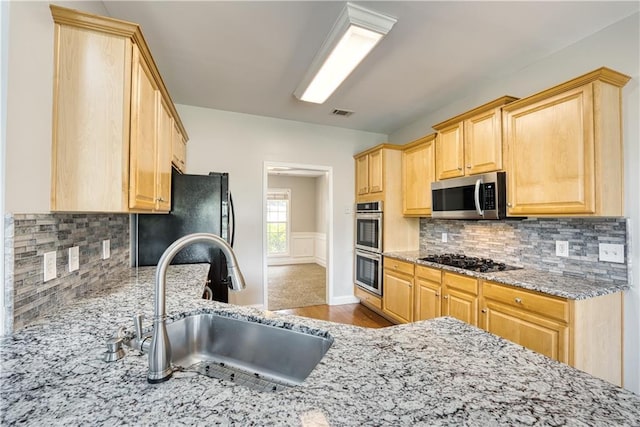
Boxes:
[102,1,639,135]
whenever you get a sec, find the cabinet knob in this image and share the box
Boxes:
[481,308,487,313]
[443,295,449,300]
[507,203,512,208]
[157,197,165,202]
[457,167,462,171]
[466,165,471,169]
[435,293,440,297]
[515,297,522,304]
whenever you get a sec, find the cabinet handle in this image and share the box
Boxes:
[157,197,165,202]
[443,295,449,300]
[507,202,512,208]
[466,165,471,169]
[457,167,462,171]
[515,297,522,304]
[481,308,487,313]
[435,293,440,297]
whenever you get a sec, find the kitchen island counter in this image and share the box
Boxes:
[1,264,639,426]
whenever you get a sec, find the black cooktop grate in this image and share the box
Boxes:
[419,253,520,273]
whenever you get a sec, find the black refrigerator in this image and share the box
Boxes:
[135,169,234,302]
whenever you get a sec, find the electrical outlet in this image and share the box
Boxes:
[69,246,79,272]
[555,241,569,257]
[599,243,624,263]
[44,251,57,282]
[345,205,353,214]
[442,233,448,243]
[102,240,110,260]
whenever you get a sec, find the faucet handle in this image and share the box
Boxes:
[133,314,144,339]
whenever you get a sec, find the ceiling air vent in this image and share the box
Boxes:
[331,109,354,117]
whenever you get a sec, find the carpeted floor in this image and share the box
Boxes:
[267,263,326,311]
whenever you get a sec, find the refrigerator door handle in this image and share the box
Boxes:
[229,191,235,247]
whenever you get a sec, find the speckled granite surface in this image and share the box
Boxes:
[1,264,639,426]
[384,250,629,300]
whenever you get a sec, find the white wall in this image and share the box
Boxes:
[267,175,317,232]
[390,13,640,394]
[4,1,108,214]
[178,104,386,306]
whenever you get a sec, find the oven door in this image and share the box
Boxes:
[355,212,382,252]
[354,249,383,296]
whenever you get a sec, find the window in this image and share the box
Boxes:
[267,189,290,256]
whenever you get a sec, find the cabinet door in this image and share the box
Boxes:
[172,124,187,173]
[156,97,173,211]
[443,289,478,326]
[355,155,369,196]
[403,137,435,216]
[482,300,569,363]
[504,84,595,215]
[368,150,384,194]
[383,269,413,323]
[436,122,464,180]
[129,45,159,210]
[415,278,441,321]
[465,107,502,175]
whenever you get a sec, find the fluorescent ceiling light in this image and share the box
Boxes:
[294,3,397,104]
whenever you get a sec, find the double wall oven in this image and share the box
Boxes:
[354,201,383,296]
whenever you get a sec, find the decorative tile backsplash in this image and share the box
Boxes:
[419,218,629,285]
[4,213,130,333]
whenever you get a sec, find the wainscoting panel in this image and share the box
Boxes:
[268,232,326,266]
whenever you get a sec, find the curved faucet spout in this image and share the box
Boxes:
[147,233,246,383]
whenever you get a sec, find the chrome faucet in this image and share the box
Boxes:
[147,233,246,383]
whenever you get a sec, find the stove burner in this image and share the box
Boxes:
[419,253,519,273]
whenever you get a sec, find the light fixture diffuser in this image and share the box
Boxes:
[294,3,397,104]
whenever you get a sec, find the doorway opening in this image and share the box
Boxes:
[263,162,332,312]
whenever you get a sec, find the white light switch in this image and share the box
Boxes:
[44,251,57,282]
[599,243,624,263]
[442,233,448,243]
[102,240,110,260]
[69,246,79,272]
[555,241,569,257]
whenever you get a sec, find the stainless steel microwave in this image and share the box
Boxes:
[431,171,507,220]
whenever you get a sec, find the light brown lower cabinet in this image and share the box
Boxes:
[382,259,414,324]
[481,280,622,386]
[414,265,442,321]
[442,272,479,327]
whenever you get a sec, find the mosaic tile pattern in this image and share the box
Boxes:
[4,213,130,333]
[419,218,629,286]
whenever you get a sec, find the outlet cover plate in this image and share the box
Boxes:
[44,251,56,282]
[102,240,110,260]
[555,241,569,257]
[442,233,448,243]
[599,243,624,263]
[69,246,79,272]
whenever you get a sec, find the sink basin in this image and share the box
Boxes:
[165,313,333,391]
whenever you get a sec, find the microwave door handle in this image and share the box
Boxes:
[474,178,484,216]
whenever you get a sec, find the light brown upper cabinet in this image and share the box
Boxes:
[402,134,436,216]
[50,5,188,213]
[172,123,187,173]
[355,144,404,203]
[433,96,518,180]
[502,67,630,217]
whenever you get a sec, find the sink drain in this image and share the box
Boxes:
[179,361,293,393]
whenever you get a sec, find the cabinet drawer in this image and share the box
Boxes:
[384,258,414,276]
[355,286,382,310]
[443,272,478,295]
[483,281,569,323]
[415,265,441,283]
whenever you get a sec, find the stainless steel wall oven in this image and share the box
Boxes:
[354,201,383,295]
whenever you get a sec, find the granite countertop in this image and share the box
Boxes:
[2,264,640,426]
[384,250,629,300]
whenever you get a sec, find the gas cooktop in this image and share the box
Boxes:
[419,253,521,273]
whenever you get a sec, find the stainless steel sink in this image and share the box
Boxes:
[166,313,333,391]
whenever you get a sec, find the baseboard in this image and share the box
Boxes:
[329,295,360,305]
[268,257,316,266]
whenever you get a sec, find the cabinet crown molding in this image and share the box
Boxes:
[353,143,402,159]
[432,95,519,131]
[402,133,436,151]
[502,67,631,112]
